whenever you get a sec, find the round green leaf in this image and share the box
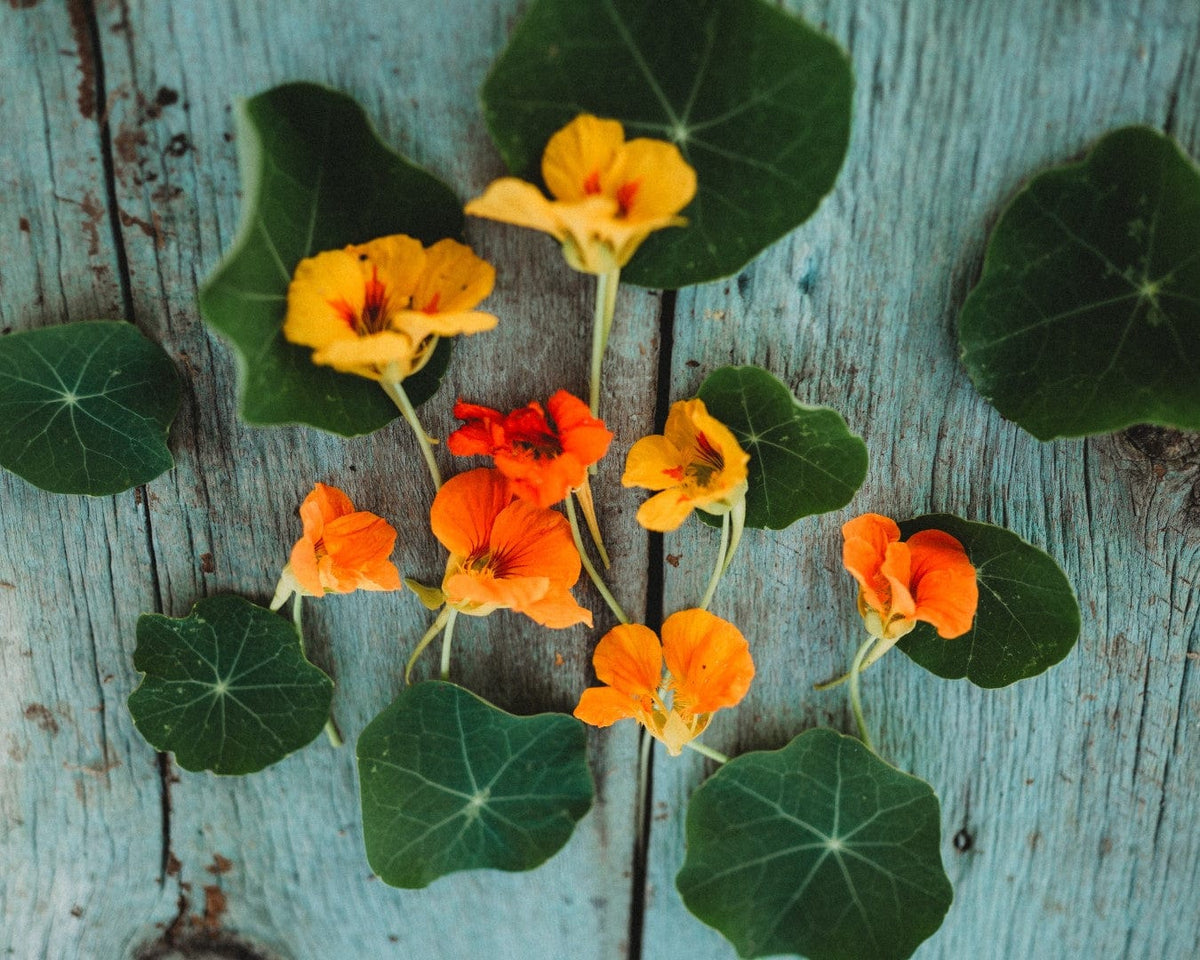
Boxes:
[128,596,334,775]
[677,728,952,960]
[357,681,594,888]
[0,321,179,496]
[198,82,463,436]
[959,126,1200,440]
[697,365,867,529]
[896,514,1080,688]
[481,0,853,288]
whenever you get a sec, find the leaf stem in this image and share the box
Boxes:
[380,370,442,489]
[684,740,730,764]
[405,606,452,684]
[849,635,880,754]
[588,268,621,417]
[289,593,343,747]
[566,494,629,624]
[698,510,731,611]
[439,609,458,681]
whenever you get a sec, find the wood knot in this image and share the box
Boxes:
[1118,425,1200,473]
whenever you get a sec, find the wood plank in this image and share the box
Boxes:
[643,1,1200,958]
[92,0,652,955]
[0,3,175,957]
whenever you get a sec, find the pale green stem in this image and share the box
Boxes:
[380,371,442,489]
[848,635,880,754]
[634,729,652,860]
[813,634,897,691]
[439,609,458,681]
[291,593,343,748]
[405,606,452,684]
[684,740,730,764]
[565,494,629,624]
[698,510,731,612]
[588,268,620,417]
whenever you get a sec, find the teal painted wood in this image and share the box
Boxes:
[644,2,1200,959]
[3,0,1198,959]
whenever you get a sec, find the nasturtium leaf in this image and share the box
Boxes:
[128,596,334,775]
[959,126,1200,440]
[896,514,1080,688]
[357,681,594,888]
[697,365,867,529]
[481,0,853,288]
[199,82,462,436]
[677,728,952,960]
[0,321,179,496]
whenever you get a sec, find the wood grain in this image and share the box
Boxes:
[1,0,1197,958]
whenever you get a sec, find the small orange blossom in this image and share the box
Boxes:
[465,114,697,274]
[574,610,754,756]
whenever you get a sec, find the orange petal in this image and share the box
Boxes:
[465,178,564,238]
[488,499,582,587]
[322,511,398,573]
[287,538,324,597]
[494,449,581,508]
[907,530,978,638]
[592,623,663,697]
[430,468,512,558]
[842,513,901,614]
[300,483,354,533]
[541,115,625,201]
[622,435,686,491]
[661,609,754,715]
[443,569,550,613]
[520,583,594,629]
[879,541,916,621]
[574,686,644,728]
[635,489,696,532]
[548,390,613,467]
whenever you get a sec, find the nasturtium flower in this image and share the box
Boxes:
[842,514,978,644]
[574,610,754,756]
[622,398,750,532]
[447,390,613,507]
[283,234,497,381]
[270,483,402,607]
[430,468,592,629]
[465,114,697,275]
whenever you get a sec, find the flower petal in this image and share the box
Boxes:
[842,513,901,614]
[592,623,663,696]
[635,489,696,532]
[622,435,686,491]
[541,114,625,201]
[520,583,594,629]
[879,541,917,621]
[612,138,697,222]
[548,390,613,467]
[661,609,754,715]
[443,569,550,614]
[908,530,978,638]
[311,330,420,379]
[488,499,581,587]
[430,468,512,558]
[574,686,644,727]
[465,178,564,238]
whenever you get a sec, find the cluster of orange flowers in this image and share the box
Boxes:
[270,112,981,758]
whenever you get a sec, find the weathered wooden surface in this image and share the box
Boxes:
[1,1,1197,958]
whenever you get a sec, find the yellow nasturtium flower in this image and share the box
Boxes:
[465,114,697,275]
[283,235,497,381]
[623,399,750,532]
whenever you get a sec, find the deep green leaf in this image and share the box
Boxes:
[357,681,593,888]
[897,514,1080,688]
[128,596,333,775]
[677,728,952,960]
[199,82,462,436]
[0,321,179,496]
[959,126,1200,440]
[482,0,853,288]
[697,365,867,529]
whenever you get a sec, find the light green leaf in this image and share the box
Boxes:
[357,681,594,888]
[677,728,952,960]
[199,82,461,436]
[128,596,333,775]
[959,126,1200,440]
[897,514,1080,688]
[697,365,867,529]
[0,321,179,496]
[482,0,853,288]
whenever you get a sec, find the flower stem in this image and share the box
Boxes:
[380,372,442,490]
[698,510,732,611]
[849,635,880,754]
[289,593,343,747]
[439,609,458,682]
[405,606,452,684]
[685,740,730,764]
[566,494,629,624]
[574,478,611,569]
[722,498,746,575]
[634,728,652,861]
[588,268,621,417]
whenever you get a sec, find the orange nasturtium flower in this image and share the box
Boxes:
[574,610,754,756]
[465,114,697,275]
[430,468,593,629]
[447,390,613,507]
[842,514,978,649]
[283,234,497,381]
[622,399,750,532]
[270,483,403,607]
